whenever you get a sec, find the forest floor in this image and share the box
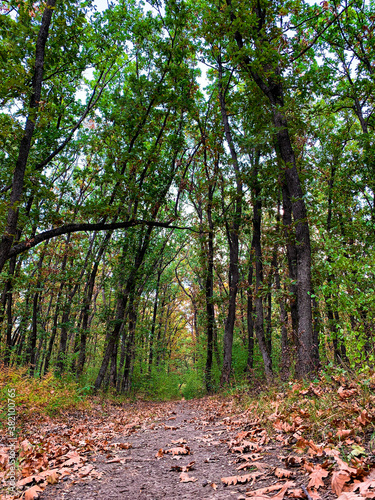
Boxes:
[2,373,375,500]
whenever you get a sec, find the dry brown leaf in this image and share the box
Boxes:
[155,448,164,459]
[335,457,358,475]
[308,465,329,489]
[114,442,132,449]
[222,472,262,486]
[170,461,195,472]
[166,446,190,455]
[337,429,353,439]
[79,464,94,477]
[307,487,321,500]
[246,481,295,499]
[338,387,357,400]
[24,485,43,500]
[351,469,375,495]
[171,438,187,445]
[288,488,306,498]
[356,411,370,426]
[20,439,33,453]
[285,456,303,468]
[17,476,35,487]
[275,468,293,479]
[179,472,197,483]
[211,482,218,490]
[46,472,59,485]
[332,470,351,496]
[337,494,365,500]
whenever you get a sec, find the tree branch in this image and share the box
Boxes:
[7,220,201,259]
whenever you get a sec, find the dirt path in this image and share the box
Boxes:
[38,398,284,500]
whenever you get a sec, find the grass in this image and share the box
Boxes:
[0,365,90,428]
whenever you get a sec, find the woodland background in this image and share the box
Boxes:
[1,0,374,398]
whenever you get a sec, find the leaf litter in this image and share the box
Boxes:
[2,373,375,499]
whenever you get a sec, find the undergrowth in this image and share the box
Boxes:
[0,365,90,426]
[232,367,375,451]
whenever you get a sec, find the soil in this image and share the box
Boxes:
[38,397,292,500]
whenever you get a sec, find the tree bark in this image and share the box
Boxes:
[0,0,57,274]
[218,58,242,385]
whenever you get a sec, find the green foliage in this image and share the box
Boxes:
[0,366,89,422]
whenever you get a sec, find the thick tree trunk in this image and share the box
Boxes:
[280,183,299,340]
[0,0,56,273]
[227,2,317,377]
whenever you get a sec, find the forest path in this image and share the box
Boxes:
[37,397,286,500]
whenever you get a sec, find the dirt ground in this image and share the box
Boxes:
[37,398,291,500]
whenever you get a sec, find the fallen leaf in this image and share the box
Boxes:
[275,468,293,479]
[308,465,329,489]
[179,472,197,482]
[171,438,187,444]
[155,448,164,459]
[46,472,59,485]
[246,481,295,499]
[337,494,365,500]
[20,439,33,453]
[79,464,94,477]
[211,482,218,490]
[337,429,353,439]
[17,476,35,487]
[106,457,121,463]
[166,446,190,455]
[222,472,265,486]
[24,485,43,500]
[332,470,351,496]
[170,461,195,472]
[288,488,306,498]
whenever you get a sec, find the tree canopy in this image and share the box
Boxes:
[1,0,375,394]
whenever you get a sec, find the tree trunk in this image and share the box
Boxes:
[218,58,242,385]
[251,153,273,382]
[0,0,57,273]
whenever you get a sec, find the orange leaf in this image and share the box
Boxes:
[275,468,293,479]
[332,470,351,496]
[246,481,295,497]
[25,485,43,500]
[308,465,329,489]
[336,429,353,439]
[166,446,190,455]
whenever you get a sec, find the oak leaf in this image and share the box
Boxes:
[24,485,43,500]
[332,470,351,496]
[246,481,295,499]
[166,446,190,455]
[308,465,329,489]
[275,468,293,479]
